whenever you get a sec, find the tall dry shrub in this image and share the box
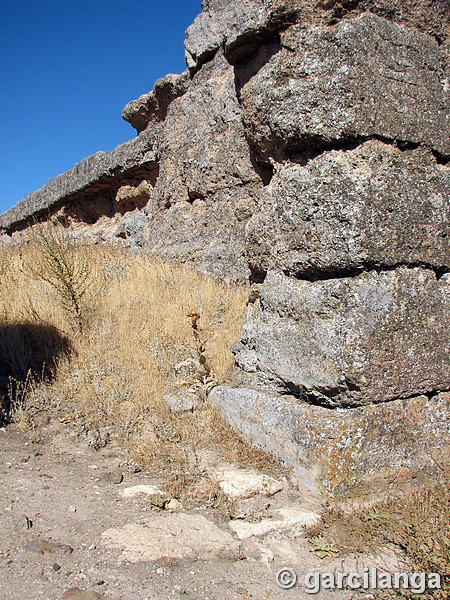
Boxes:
[28,223,93,333]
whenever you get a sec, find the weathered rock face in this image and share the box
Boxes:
[155,52,260,206]
[185,0,450,70]
[238,13,450,162]
[122,72,191,134]
[115,180,153,213]
[141,51,261,280]
[184,0,301,68]
[0,128,160,230]
[235,268,450,407]
[246,141,450,279]
[1,0,450,500]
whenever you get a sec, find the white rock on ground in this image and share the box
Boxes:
[229,508,320,540]
[166,498,183,511]
[275,507,320,529]
[213,468,283,499]
[229,519,283,540]
[102,514,240,562]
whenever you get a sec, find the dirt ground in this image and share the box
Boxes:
[0,416,406,600]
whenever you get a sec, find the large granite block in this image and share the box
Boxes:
[210,386,450,501]
[234,268,450,406]
[246,141,450,278]
[239,13,450,159]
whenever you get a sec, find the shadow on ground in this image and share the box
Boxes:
[0,322,72,423]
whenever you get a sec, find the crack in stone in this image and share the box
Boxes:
[279,263,450,284]
[280,386,450,411]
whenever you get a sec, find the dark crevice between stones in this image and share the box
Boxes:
[233,345,450,411]
[233,43,282,189]
[187,190,205,204]
[280,382,346,409]
[280,382,450,412]
[249,266,267,285]
[246,128,448,174]
[188,2,300,73]
[327,0,363,24]
[248,146,274,187]
[435,266,450,280]
[227,29,283,67]
[233,40,281,100]
[225,0,300,66]
[281,262,450,283]
[434,151,450,166]
[286,139,364,166]
[423,389,448,401]
[355,388,450,408]
[275,136,436,168]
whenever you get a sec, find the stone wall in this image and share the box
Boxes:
[2,0,449,501]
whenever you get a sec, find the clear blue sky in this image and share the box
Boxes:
[0,0,202,214]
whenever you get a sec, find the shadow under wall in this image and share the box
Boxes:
[0,322,72,424]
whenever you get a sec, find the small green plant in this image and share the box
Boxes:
[147,494,168,510]
[30,223,92,333]
[308,536,339,558]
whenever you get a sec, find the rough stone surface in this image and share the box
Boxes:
[120,485,163,498]
[102,471,123,484]
[101,514,240,562]
[166,498,183,511]
[122,72,191,134]
[184,0,301,68]
[155,53,260,206]
[246,141,450,279]
[24,539,74,555]
[210,386,450,501]
[2,0,450,501]
[141,51,261,280]
[238,13,450,162]
[235,268,450,406]
[114,210,149,244]
[0,128,160,231]
[115,180,153,212]
[185,0,450,70]
[0,422,411,599]
[229,519,282,540]
[2,5,448,285]
[229,508,319,539]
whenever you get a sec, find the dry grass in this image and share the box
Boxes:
[0,228,275,477]
[307,473,450,599]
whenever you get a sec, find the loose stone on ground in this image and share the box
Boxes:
[101,513,240,563]
[213,467,283,499]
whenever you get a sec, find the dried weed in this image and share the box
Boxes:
[0,240,275,476]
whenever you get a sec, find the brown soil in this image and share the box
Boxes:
[0,416,405,600]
